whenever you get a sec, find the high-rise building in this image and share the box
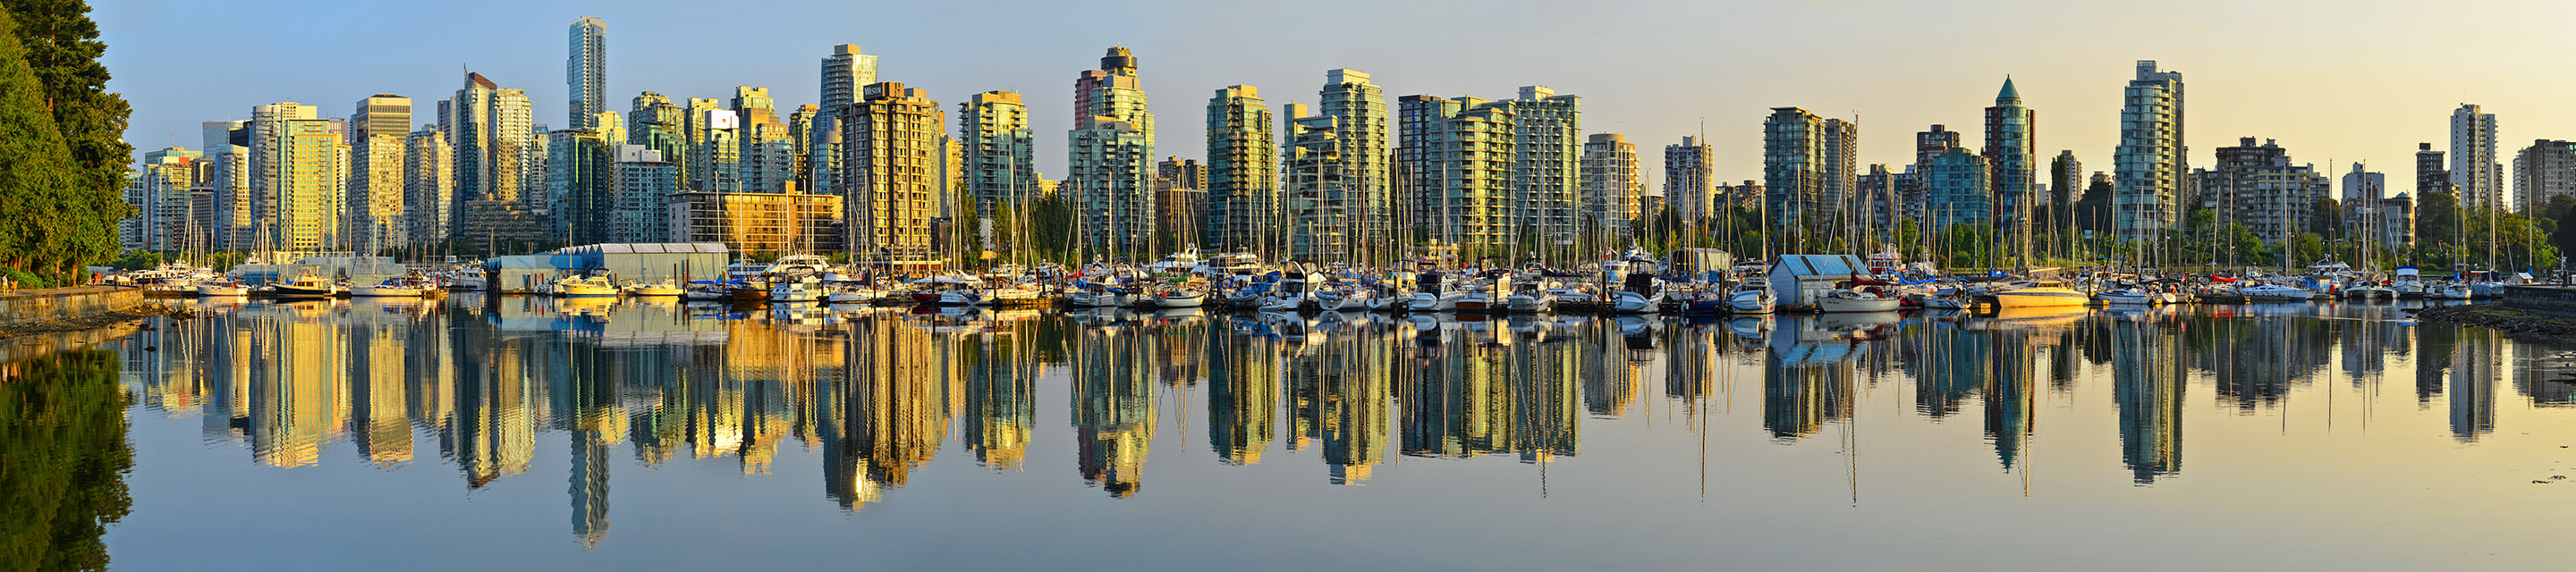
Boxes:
[2190,137,2327,246]
[2415,142,2450,196]
[2512,139,2575,212]
[2050,150,2082,223]
[1663,136,1714,223]
[1855,164,1897,240]
[566,17,606,130]
[1320,70,1392,263]
[840,81,945,266]
[1069,47,1156,257]
[403,127,452,245]
[2343,162,2387,231]
[608,144,676,243]
[1763,107,1826,237]
[788,105,818,192]
[812,45,879,198]
[350,95,411,249]
[1926,147,1991,229]
[1821,116,1859,230]
[350,132,406,249]
[275,118,346,252]
[1284,105,1346,262]
[547,128,614,244]
[1204,85,1275,256]
[733,87,793,193]
[1985,77,2038,257]
[131,147,204,251]
[450,72,536,213]
[1580,133,1641,236]
[248,102,318,250]
[1398,95,1514,256]
[668,190,845,254]
[960,90,1036,219]
[1154,157,1207,248]
[2115,60,2185,242]
[203,121,252,249]
[2450,104,2503,210]
[627,92,685,183]
[695,107,741,192]
[1498,86,1580,254]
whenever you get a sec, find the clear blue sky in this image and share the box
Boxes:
[96,0,2576,197]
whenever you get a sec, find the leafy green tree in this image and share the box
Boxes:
[4,1,128,280]
[0,6,81,282]
[0,349,134,572]
[2308,198,2343,239]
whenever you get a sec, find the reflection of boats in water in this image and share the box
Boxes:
[1726,315,1775,341]
[1984,305,2089,324]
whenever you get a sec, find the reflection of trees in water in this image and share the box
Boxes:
[0,349,131,572]
[2185,315,2336,411]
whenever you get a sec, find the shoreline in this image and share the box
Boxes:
[2405,304,2576,339]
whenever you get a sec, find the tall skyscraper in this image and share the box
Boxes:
[1985,77,2038,260]
[695,106,741,192]
[2513,139,2576,212]
[1926,147,1991,229]
[448,72,538,244]
[350,95,411,249]
[1284,105,1346,263]
[959,90,1035,218]
[812,45,879,198]
[2451,104,2502,210]
[788,105,818,191]
[1663,136,1714,223]
[547,128,614,244]
[627,92,686,184]
[733,87,793,193]
[2114,60,2185,242]
[1911,124,1963,223]
[2050,150,2082,220]
[2191,137,2327,246]
[130,147,203,251]
[1204,85,1275,256]
[2415,142,2449,197]
[1763,107,1825,239]
[567,16,607,130]
[1153,157,1207,248]
[608,144,677,243]
[1580,133,1640,237]
[1069,47,1156,256]
[1320,70,1392,264]
[248,102,318,250]
[840,81,945,264]
[1821,116,1859,231]
[202,120,251,249]
[1505,86,1580,256]
[2344,162,2386,214]
[275,118,346,252]
[403,127,452,245]
[1397,95,1514,256]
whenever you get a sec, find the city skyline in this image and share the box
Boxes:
[99,1,2576,198]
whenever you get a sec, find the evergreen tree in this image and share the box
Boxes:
[5,1,127,278]
[0,6,81,281]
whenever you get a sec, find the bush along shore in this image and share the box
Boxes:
[2408,304,2576,339]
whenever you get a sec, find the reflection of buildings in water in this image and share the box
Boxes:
[1396,322,1580,466]
[451,332,536,487]
[1074,329,1155,497]
[964,327,1038,469]
[246,303,352,467]
[1661,324,1719,402]
[1580,321,1647,417]
[1916,322,1987,418]
[1303,332,1392,484]
[350,309,415,466]
[2414,323,2454,404]
[571,431,610,549]
[1760,351,1853,441]
[2513,340,2575,406]
[2194,317,2334,411]
[2450,329,2498,442]
[822,316,955,509]
[2109,316,2183,484]
[1206,333,1277,465]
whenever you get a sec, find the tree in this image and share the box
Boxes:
[0,7,82,282]
[0,349,134,572]
[2292,232,2326,266]
[4,0,128,280]
[2075,175,2114,233]
[2308,198,2342,239]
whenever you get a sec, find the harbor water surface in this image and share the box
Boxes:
[47,297,2576,569]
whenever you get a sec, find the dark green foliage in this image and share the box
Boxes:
[0,349,134,572]
[0,2,128,282]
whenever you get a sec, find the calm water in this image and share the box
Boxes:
[18,296,2576,569]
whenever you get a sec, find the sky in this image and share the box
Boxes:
[94,0,2576,198]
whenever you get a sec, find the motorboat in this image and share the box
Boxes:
[1150,288,1208,308]
[1726,287,1777,314]
[552,275,618,298]
[267,273,339,299]
[2241,283,2314,302]
[1816,288,1901,313]
[1503,281,1555,313]
[2436,282,2473,300]
[2095,288,2157,305]
[1988,281,2089,308]
[769,279,821,302]
[446,266,488,290]
[195,279,250,297]
[625,280,683,297]
[684,282,734,301]
[351,276,428,298]
[1609,272,1662,314]
[1313,284,1372,313]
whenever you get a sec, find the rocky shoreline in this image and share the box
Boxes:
[2407,304,2576,339]
[0,303,192,340]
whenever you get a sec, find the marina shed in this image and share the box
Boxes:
[486,243,731,293]
[1766,254,1872,307]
